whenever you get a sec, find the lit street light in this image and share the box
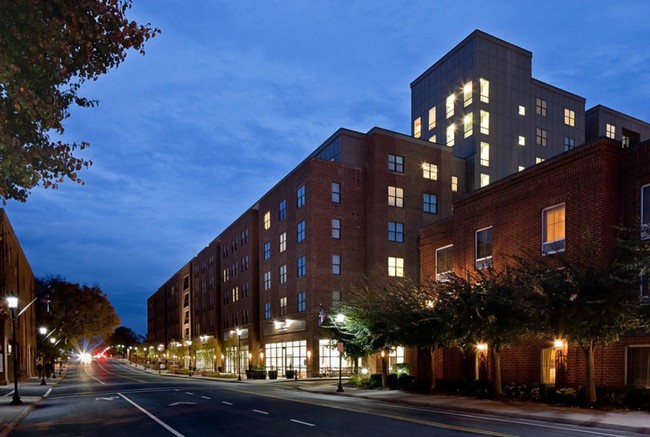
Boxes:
[335,313,345,393]
[6,295,22,405]
[39,327,47,385]
[235,328,242,381]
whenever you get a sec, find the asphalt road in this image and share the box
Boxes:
[9,359,646,436]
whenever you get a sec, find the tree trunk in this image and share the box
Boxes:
[415,347,436,392]
[491,346,502,397]
[584,341,597,404]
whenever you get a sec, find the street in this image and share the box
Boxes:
[6,359,646,436]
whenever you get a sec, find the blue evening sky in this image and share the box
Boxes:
[6,1,650,336]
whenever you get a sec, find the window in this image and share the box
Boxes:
[413,117,422,138]
[518,136,526,146]
[297,220,305,242]
[242,281,249,298]
[279,297,287,316]
[606,123,616,139]
[463,81,472,107]
[297,185,305,207]
[388,154,404,173]
[518,105,526,116]
[536,98,547,116]
[297,256,306,277]
[480,110,489,135]
[279,232,286,252]
[429,134,437,143]
[622,135,630,148]
[388,186,404,208]
[388,257,404,277]
[564,109,575,126]
[518,165,525,172]
[428,106,436,130]
[279,200,286,220]
[480,142,489,167]
[332,218,341,239]
[641,184,649,239]
[536,127,547,146]
[332,291,341,305]
[263,211,271,230]
[446,124,455,147]
[479,78,489,103]
[388,221,404,243]
[264,271,271,290]
[423,193,438,214]
[536,157,545,164]
[463,113,473,138]
[436,245,453,281]
[475,227,493,269]
[422,162,438,180]
[297,291,306,312]
[480,173,490,188]
[264,302,271,320]
[331,182,341,203]
[279,264,287,284]
[332,255,341,275]
[626,346,650,387]
[451,176,458,192]
[564,137,575,151]
[542,204,565,254]
[446,93,455,118]
[232,286,239,302]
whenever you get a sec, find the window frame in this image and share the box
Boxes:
[296,185,306,208]
[297,291,306,312]
[388,186,404,208]
[388,221,404,243]
[331,182,341,203]
[435,244,453,281]
[387,256,404,277]
[297,256,306,277]
[279,200,286,220]
[331,218,341,239]
[475,226,493,269]
[332,255,341,275]
[279,232,287,252]
[423,193,438,214]
[263,242,271,260]
[542,203,566,254]
[422,162,438,180]
[388,154,405,173]
[297,220,305,242]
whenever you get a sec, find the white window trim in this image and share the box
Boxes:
[541,203,566,255]
[435,244,453,281]
[475,226,493,269]
[624,344,650,386]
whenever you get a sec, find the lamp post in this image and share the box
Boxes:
[235,328,242,381]
[49,337,57,378]
[335,313,345,393]
[7,295,22,405]
[184,340,193,376]
[158,344,164,374]
[38,327,47,385]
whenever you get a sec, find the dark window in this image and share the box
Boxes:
[388,154,404,173]
[388,221,404,242]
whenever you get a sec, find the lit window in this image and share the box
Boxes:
[279,232,286,252]
[518,105,526,116]
[388,154,404,173]
[264,302,271,320]
[480,142,489,167]
[279,200,286,220]
[564,137,575,151]
[264,271,271,290]
[479,78,489,103]
[388,257,404,277]
[463,81,473,107]
[451,176,458,192]
[413,117,422,138]
[641,184,650,239]
[297,256,306,277]
[279,264,287,284]
[463,113,473,138]
[518,165,525,172]
[297,185,305,208]
[564,109,575,126]
[388,221,404,243]
[264,242,271,260]
[446,93,455,118]
[297,220,305,242]
[388,186,404,208]
[518,136,526,146]
[263,211,271,230]
[428,106,436,130]
[480,173,490,187]
[332,182,341,203]
[446,124,455,147]
[429,134,437,143]
[280,297,287,316]
[606,123,616,139]
[536,157,544,164]
[480,110,489,135]
[436,245,453,281]
[475,227,493,269]
[536,127,547,146]
[332,218,341,239]
[332,255,341,275]
[423,193,438,214]
[422,162,438,180]
[297,291,306,312]
[536,98,547,116]
[542,204,565,254]
[627,346,650,386]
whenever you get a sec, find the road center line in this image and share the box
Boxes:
[118,393,185,437]
[82,364,105,385]
[252,409,269,415]
[221,401,233,405]
[201,396,211,400]
[290,419,315,427]
[43,388,53,398]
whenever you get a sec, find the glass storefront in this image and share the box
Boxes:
[224,345,249,374]
[318,339,353,376]
[264,340,307,376]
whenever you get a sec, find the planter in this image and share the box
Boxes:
[253,370,267,380]
[268,370,278,380]
[245,370,253,380]
[285,370,296,379]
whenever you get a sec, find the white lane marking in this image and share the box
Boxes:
[95,396,120,401]
[169,401,197,406]
[252,409,269,415]
[185,392,193,395]
[81,365,105,385]
[201,396,211,400]
[221,401,233,405]
[43,388,53,398]
[174,389,180,392]
[290,419,315,427]
[118,393,185,437]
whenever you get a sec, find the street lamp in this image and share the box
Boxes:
[6,295,22,405]
[235,328,242,381]
[184,340,192,376]
[157,344,164,374]
[335,313,345,393]
[49,337,57,379]
[38,327,47,385]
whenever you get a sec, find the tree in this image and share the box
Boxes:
[0,0,159,202]
[36,276,121,349]
[107,326,143,349]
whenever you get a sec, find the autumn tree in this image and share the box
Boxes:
[0,0,158,202]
